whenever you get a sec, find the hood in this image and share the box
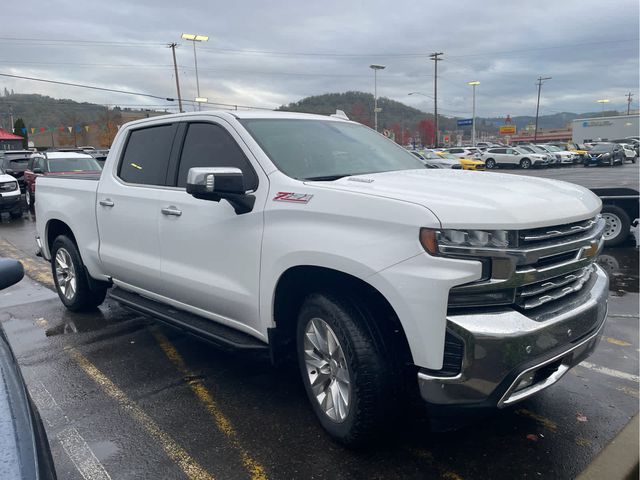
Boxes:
[312,169,601,229]
[0,174,18,183]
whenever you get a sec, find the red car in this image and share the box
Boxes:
[24,152,102,208]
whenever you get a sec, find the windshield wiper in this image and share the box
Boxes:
[305,174,353,181]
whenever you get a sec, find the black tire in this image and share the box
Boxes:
[26,188,34,210]
[519,158,532,169]
[601,205,631,247]
[485,158,496,169]
[51,235,107,311]
[296,292,396,447]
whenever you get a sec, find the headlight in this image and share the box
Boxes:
[0,181,17,192]
[419,228,513,255]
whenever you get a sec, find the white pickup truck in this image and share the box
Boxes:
[35,111,609,445]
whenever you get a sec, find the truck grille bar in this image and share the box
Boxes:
[446,216,604,311]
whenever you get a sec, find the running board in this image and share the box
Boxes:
[108,287,268,351]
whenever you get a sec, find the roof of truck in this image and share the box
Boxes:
[122,110,350,130]
[36,151,94,159]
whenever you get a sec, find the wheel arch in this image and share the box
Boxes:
[269,265,414,366]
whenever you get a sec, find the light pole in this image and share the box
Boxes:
[533,76,551,143]
[468,81,480,146]
[370,64,385,131]
[597,99,610,117]
[181,33,209,111]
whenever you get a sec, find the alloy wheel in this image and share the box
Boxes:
[55,248,77,300]
[303,317,351,422]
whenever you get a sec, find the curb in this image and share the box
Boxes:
[577,414,639,480]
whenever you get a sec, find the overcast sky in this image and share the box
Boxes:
[2,0,639,118]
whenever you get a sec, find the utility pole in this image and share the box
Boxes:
[168,43,184,113]
[533,76,551,143]
[626,92,634,115]
[430,52,443,147]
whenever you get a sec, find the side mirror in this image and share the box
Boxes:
[186,167,255,214]
[0,258,24,290]
[33,168,44,174]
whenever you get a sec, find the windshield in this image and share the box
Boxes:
[240,119,426,180]
[529,145,547,153]
[545,145,561,152]
[7,159,29,170]
[590,144,613,153]
[440,152,460,160]
[47,157,102,173]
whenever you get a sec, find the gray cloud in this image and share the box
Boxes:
[2,0,638,117]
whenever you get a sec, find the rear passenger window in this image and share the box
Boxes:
[176,123,258,190]
[118,125,175,185]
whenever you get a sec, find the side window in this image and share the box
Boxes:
[176,122,258,190]
[494,148,507,154]
[118,124,175,185]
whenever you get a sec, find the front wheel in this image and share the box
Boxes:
[25,188,34,210]
[601,205,630,247]
[519,158,532,169]
[296,292,396,446]
[485,158,496,169]
[51,235,107,311]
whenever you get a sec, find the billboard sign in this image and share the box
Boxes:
[499,125,517,135]
[457,118,473,127]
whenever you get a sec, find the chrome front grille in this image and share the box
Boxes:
[447,216,604,311]
[515,266,594,309]
[520,217,598,244]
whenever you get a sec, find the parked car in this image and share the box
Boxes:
[24,152,102,208]
[443,147,479,159]
[518,145,557,166]
[0,150,34,192]
[480,147,548,169]
[584,143,625,167]
[0,167,23,219]
[537,145,576,165]
[619,144,638,163]
[0,258,57,479]
[436,151,485,170]
[36,111,608,446]
[411,150,460,169]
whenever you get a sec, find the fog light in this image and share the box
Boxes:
[515,372,536,392]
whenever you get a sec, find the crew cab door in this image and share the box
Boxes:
[157,120,267,337]
[97,122,179,292]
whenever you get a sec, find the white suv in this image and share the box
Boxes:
[0,168,22,219]
[481,147,548,169]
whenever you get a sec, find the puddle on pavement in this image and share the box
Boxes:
[44,303,140,337]
[597,247,639,295]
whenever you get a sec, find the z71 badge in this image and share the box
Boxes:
[273,192,314,204]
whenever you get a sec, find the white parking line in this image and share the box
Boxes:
[30,382,112,480]
[58,427,113,480]
[579,362,640,383]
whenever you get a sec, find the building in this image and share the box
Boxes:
[0,128,24,150]
[510,127,573,144]
[572,114,639,143]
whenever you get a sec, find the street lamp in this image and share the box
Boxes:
[468,81,480,147]
[370,64,386,131]
[597,99,610,116]
[181,33,209,111]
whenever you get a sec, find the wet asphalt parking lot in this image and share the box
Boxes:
[0,163,638,480]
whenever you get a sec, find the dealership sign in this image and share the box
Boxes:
[499,125,516,135]
[456,118,473,127]
[581,120,613,127]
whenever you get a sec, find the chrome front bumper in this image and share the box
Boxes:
[418,264,609,407]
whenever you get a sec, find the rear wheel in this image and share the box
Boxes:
[601,205,630,247]
[51,235,107,311]
[296,292,396,446]
[485,158,496,169]
[519,158,532,169]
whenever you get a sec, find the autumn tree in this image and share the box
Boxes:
[418,119,435,147]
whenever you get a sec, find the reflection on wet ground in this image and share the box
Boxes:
[597,246,639,295]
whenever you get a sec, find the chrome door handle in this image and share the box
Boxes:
[99,199,114,207]
[161,206,182,217]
